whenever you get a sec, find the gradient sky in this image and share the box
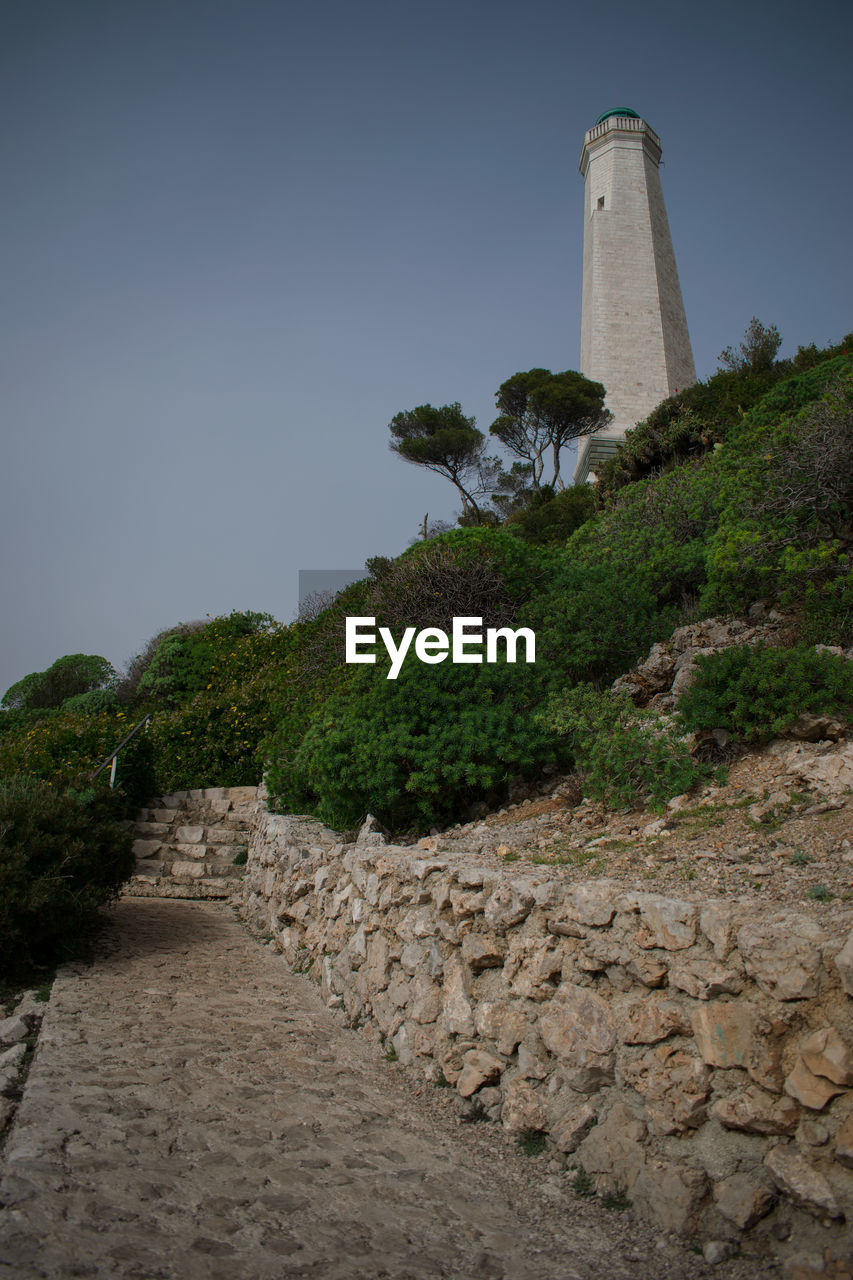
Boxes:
[2,0,851,697]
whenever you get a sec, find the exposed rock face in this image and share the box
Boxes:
[241,796,853,1245]
[610,615,792,709]
[802,1028,853,1087]
[456,1049,503,1097]
[610,615,852,747]
[783,741,853,798]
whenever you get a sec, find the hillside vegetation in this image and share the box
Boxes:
[2,333,851,880]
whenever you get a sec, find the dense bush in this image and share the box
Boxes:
[594,367,782,500]
[541,683,708,810]
[595,338,851,502]
[134,611,278,707]
[110,611,295,793]
[264,530,557,821]
[2,654,117,712]
[0,708,155,815]
[114,620,206,705]
[699,364,852,621]
[795,567,853,647]
[527,562,672,687]
[0,777,134,975]
[504,484,595,546]
[61,689,120,715]
[263,578,372,810]
[568,459,720,609]
[290,655,567,831]
[678,644,853,742]
[147,679,277,792]
[743,353,853,429]
[366,526,548,628]
[561,361,852,650]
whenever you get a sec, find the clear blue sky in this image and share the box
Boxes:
[2,0,851,696]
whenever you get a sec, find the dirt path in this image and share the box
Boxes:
[0,899,772,1280]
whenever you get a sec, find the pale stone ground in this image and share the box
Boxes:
[0,899,776,1280]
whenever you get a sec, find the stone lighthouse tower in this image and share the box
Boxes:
[574,109,696,482]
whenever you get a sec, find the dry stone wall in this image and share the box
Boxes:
[241,793,853,1250]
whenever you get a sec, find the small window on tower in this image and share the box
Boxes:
[597,196,605,210]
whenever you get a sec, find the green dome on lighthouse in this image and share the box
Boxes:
[594,107,641,125]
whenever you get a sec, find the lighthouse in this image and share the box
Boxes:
[574,109,696,483]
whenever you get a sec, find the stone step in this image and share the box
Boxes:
[133,821,171,839]
[204,859,247,876]
[128,786,257,900]
[132,839,249,861]
[133,859,167,876]
[172,824,205,844]
[134,814,251,836]
[205,825,251,844]
[147,786,258,810]
[132,839,166,859]
[134,857,245,876]
[124,875,239,900]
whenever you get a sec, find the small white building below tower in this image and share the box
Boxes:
[574,109,696,483]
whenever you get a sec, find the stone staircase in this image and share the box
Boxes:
[126,785,258,899]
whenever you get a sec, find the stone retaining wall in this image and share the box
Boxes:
[240,795,853,1251]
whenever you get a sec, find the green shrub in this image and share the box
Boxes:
[796,567,853,647]
[2,654,117,712]
[117,612,299,793]
[504,484,595,546]
[364,527,545,630]
[541,684,708,810]
[148,683,273,792]
[698,367,851,620]
[264,529,556,819]
[0,777,134,976]
[527,562,672,687]
[595,366,784,500]
[741,354,853,428]
[288,656,567,831]
[262,578,372,809]
[0,708,155,815]
[134,611,278,707]
[61,688,120,715]
[678,644,853,742]
[595,341,851,502]
[569,460,721,609]
[367,526,550,626]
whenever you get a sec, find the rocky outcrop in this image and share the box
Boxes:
[127,786,258,898]
[240,791,853,1252]
[611,611,852,713]
[611,614,790,708]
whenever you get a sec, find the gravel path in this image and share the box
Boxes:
[0,899,774,1280]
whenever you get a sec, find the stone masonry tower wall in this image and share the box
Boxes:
[575,110,696,482]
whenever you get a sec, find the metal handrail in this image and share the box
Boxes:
[91,713,152,789]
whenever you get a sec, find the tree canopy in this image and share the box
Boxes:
[489,368,609,489]
[388,402,496,520]
[2,654,117,712]
[718,317,782,373]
